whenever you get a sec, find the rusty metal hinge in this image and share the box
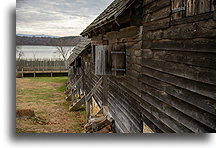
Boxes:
[168,6,185,14]
[111,51,126,54]
[111,68,126,72]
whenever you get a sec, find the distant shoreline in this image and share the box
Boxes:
[16,35,82,46]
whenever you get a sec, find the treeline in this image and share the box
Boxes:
[16,36,83,46]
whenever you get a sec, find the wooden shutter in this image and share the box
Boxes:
[186,0,211,16]
[111,43,126,76]
[95,45,111,75]
[171,0,212,20]
[171,0,186,20]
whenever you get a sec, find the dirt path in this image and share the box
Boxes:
[16,77,86,133]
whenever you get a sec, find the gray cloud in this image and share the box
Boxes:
[16,0,113,36]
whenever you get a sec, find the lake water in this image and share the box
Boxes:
[16,45,74,59]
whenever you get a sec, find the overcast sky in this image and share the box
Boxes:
[16,0,113,37]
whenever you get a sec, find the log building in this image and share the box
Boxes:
[66,0,216,133]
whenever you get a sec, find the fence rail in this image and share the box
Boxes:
[16,59,68,77]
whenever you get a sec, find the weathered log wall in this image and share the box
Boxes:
[140,0,215,133]
[90,26,143,133]
[70,0,215,133]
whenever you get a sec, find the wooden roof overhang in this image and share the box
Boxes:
[66,38,91,67]
[81,0,143,38]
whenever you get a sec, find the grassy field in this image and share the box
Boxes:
[16,77,86,133]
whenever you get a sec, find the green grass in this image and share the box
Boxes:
[57,84,66,93]
[17,77,68,100]
[27,77,68,83]
[16,77,86,133]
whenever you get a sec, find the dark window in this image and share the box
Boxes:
[111,43,126,76]
[76,57,81,67]
[92,45,96,63]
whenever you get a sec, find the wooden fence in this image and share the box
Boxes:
[16,59,66,71]
[16,59,68,77]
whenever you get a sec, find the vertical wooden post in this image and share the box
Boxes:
[34,72,36,77]
[21,68,23,78]
[102,76,108,106]
[86,98,91,122]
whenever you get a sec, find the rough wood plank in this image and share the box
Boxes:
[141,114,164,133]
[171,12,213,26]
[143,19,215,40]
[142,59,216,85]
[86,77,103,101]
[109,92,141,131]
[141,66,215,99]
[143,18,170,32]
[152,50,216,69]
[106,26,141,40]
[109,86,141,126]
[69,96,85,111]
[141,82,215,130]
[142,39,215,53]
[144,6,170,22]
[141,99,192,133]
[86,99,91,122]
[71,75,83,89]
[141,108,175,133]
[141,91,215,132]
[95,45,111,75]
[141,74,215,115]
[143,0,170,15]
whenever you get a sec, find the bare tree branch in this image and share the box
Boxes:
[56,39,72,61]
[16,46,24,62]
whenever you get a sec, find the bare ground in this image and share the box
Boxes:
[16,77,86,133]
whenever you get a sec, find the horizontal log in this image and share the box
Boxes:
[141,66,215,99]
[143,0,156,6]
[143,18,170,32]
[126,48,142,57]
[126,41,142,51]
[141,90,215,132]
[142,59,216,85]
[141,100,192,133]
[109,79,141,115]
[141,114,163,133]
[142,39,215,53]
[109,92,141,131]
[141,82,215,130]
[108,109,129,133]
[108,101,134,132]
[143,0,170,15]
[141,74,215,115]
[143,19,215,40]
[109,77,141,105]
[151,49,216,69]
[126,63,142,73]
[141,107,174,133]
[144,6,170,22]
[106,26,141,40]
[109,86,141,124]
[170,12,213,26]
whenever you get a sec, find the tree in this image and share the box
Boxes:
[56,46,72,61]
[16,46,24,70]
[16,46,24,62]
[56,39,73,61]
[32,51,37,60]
